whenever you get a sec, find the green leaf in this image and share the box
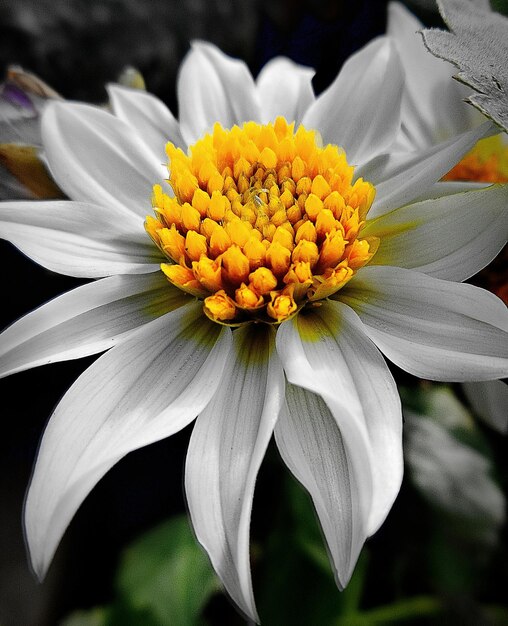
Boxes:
[422,0,508,132]
[116,515,220,626]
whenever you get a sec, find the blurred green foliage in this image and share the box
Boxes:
[60,516,220,626]
[491,0,508,15]
[116,516,220,625]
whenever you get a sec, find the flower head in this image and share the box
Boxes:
[388,1,508,184]
[147,118,377,324]
[0,37,507,622]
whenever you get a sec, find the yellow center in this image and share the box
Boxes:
[145,117,378,324]
[443,134,508,183]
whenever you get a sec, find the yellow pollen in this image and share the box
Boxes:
[292,239,319,267]
[221,245,251,285]
[203,290,237,322]
[160,225,186,263]
[193,256,223,293]
[185,230,208,261]
[236,283,265,310]
[161,263,206,297]
[249,267,278,295]
[243,236,266,269]
[267,287,298,322]
[147,118,378,324]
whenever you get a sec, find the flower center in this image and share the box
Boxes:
[443,134,508,183]
[145,117,378,324]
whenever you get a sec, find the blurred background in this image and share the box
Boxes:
[0,0,396,108]
[0,1,507,624]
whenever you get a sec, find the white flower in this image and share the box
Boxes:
[388,1,508,183]
[387,1,483,151]
[0,38,507,622]
[389,0,508,434]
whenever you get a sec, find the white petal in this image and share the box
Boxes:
[360,121,495,218]
[301,37,404,165]
[413,180,488,200]
[177,41,261,145]
[25,301,232,579]
[275,388,363,588]
[42,101,165,217]
[388,2,476,149]
[0,200,161,277]
[107,84,186,162]
[256,57,315,124]
[462,380,508,433]
[278,302,403,533]
[276,302,403,583]
[340,265,508,381]
[185,324,284,622]
[0,272,190,377]
[362,184,508,281]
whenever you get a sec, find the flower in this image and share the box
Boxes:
[388,1,508,432]
[388,2,480,150]
[0,65,146,201]
[388,1,508,183]
[0,67,63,200]
[0,38,507,622]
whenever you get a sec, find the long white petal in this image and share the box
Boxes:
[185,324,284,623]
[25,301,232,579]
[276,302,403,584]
[256,57,315,124]
[462,380,508,434]
[360,122,495,218]
[278,302,403,533]
[387,2,476,149]
[107,84,186,162]
[42,101,165,217]
[0,272,190,377]
[362,184,508,281]
[301,37,404,165]
[177,41,261,145]
[340,265,508,381]
[0,200,161,277]
[275,388,363,587]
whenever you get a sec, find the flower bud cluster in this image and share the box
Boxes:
[145,117,378,324]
